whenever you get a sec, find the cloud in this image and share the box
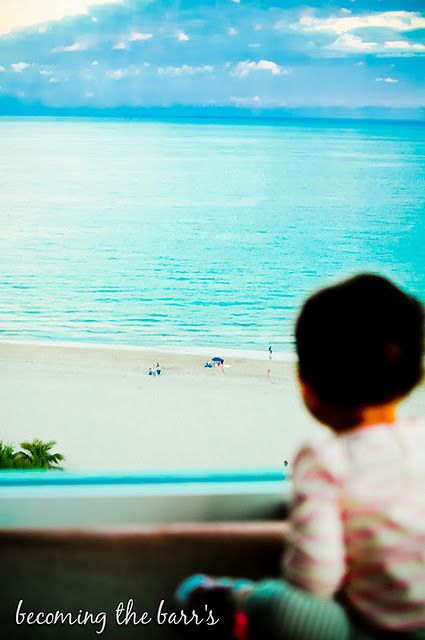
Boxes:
[384,40,425,53]
[232,59,290,78]
[113,32,153,49]
[106,66,140,80]
[248,43,260,49]
[229,95,289,108]
[177,31,189,42]
[0,0,123,36]
[128,32,153,41]
[290,10,425,35]
[328,34,378,53]
[376,76,399,83]
[327,34,425,56]
[229,95,261,107]
[157,65,213,77]
[52,42,86,53]
[276,9,425,58]
[228,27,238,36]
[11,62,31,72]
[231,0,240,4]
[0,65,5,72]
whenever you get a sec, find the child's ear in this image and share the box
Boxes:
[298,377,322,417]
[297,375,311,402]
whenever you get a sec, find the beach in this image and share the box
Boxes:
[1,340,424,473]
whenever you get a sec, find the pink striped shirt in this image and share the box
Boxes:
[283,419,425,631]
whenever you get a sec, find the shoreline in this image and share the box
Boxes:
[0,339,297,364]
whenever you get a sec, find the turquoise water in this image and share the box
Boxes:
[0,117,424,351]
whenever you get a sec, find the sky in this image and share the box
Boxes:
[0,0,424,116]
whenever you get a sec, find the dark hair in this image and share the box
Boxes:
[295,274,424,408]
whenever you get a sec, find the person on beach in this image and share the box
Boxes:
[177,274,425,640]
[267,345,273,377]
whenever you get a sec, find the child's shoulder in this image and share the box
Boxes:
[295,418,425,484]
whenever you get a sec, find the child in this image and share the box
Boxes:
[177,274,425,639]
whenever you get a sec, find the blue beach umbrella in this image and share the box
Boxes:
[211,356,224,364]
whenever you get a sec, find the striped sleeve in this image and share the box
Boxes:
[283,444,346,598]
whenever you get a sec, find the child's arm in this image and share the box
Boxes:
[283,444,346,598]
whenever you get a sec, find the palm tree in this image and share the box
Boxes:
[17,439,65,470]
[0,442,18,469]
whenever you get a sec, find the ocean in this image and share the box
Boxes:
[0,116,424,353]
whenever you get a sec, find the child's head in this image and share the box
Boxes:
[295,274,424,432]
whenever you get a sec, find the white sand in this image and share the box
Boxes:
[0,341,424,472]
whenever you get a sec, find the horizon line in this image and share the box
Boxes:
[1,112,424,124]
[0,97,424,123]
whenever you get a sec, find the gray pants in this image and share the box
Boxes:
[244,579,425,640]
